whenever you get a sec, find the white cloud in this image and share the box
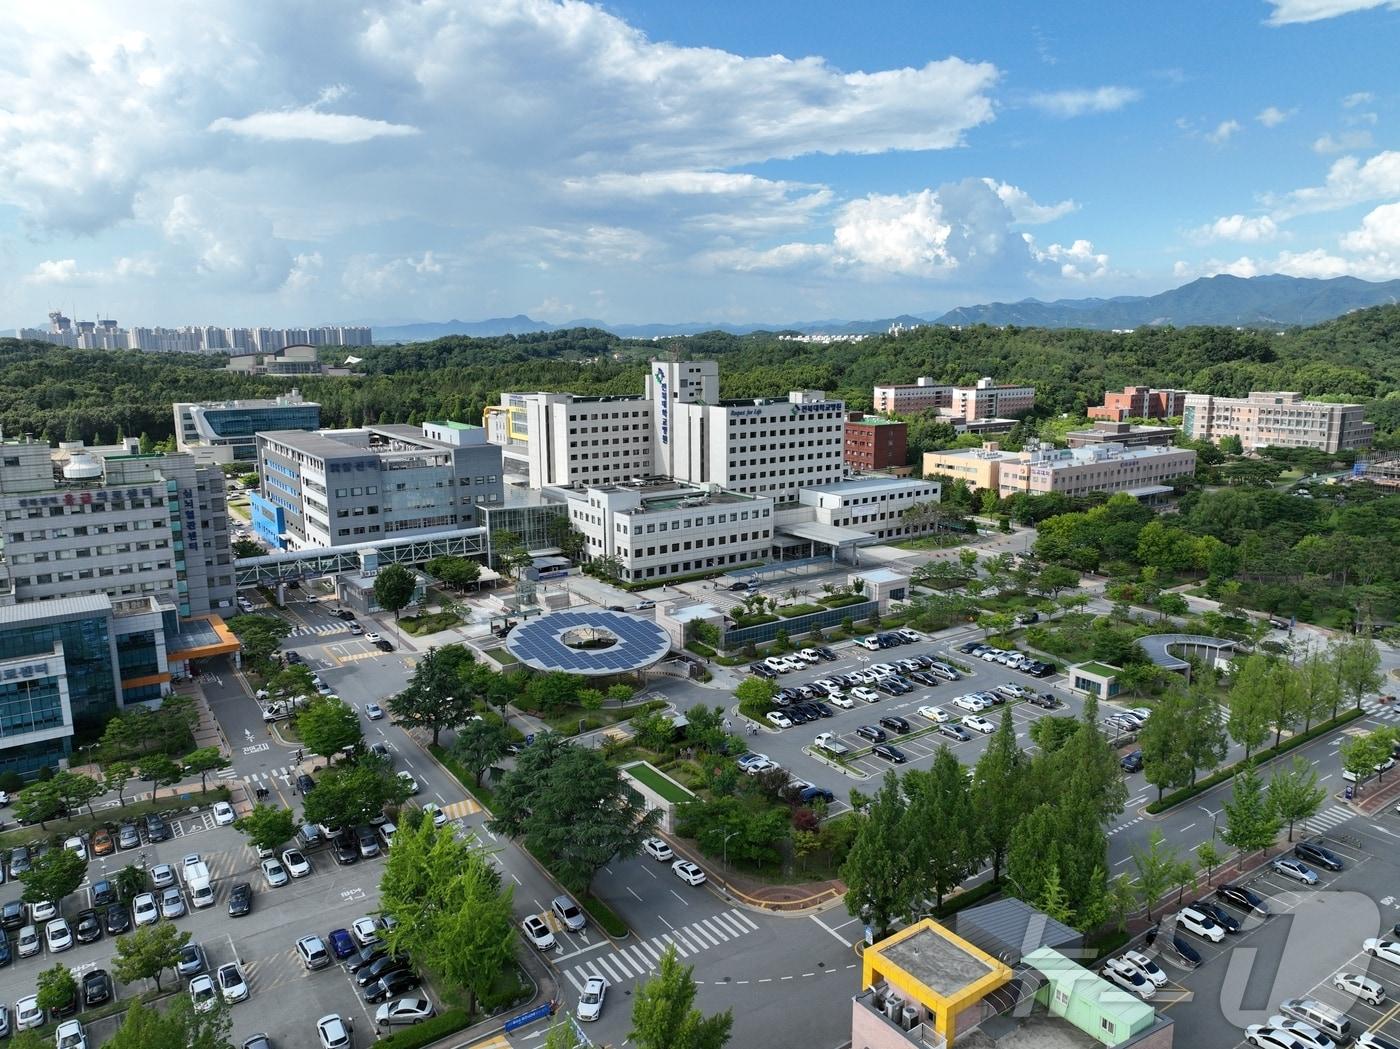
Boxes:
[1025,237,1110,280]
[1340,201,1400,251]
[1027,86,1141,117]
[23,254,159,285]
[24,259,84,285]
[1265,0,1399,24]
[701,242,832,273]
[560,171,833,235]
[1343,91,1377,107]
[1256,106,1296,127]
[282,252,324,294]
[1192,214,1280,243]
[341,251,454,297]
[160,192,292,291]
[1269,150,1400,218]
[1207,119,1242,144]
[981,180,1078,224]
[1314,130,1375,153]
[209,108,420,144]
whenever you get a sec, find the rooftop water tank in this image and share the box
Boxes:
[62,453,102,480]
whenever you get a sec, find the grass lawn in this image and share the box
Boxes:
[484,648,518,665]
[399,611,463,635]
[1077,661,1120,677]
[622,761,693,803]
[893,533,968,551]
[538,698,666,736]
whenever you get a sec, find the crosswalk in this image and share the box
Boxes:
[1302,803,1357,835]
[288,622,348,637]
[440,798,483,820]
[558,909,760,993]
[244,766,296,787]
[1108,815,1145,837]
[1361,698,1400,723]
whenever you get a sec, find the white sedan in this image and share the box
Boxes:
[577,976,607,1022]
[962,715,996,735]
[365,632,383,643]
[1333,971,1386,1005]
[212,801,236,826]
[397,771,421,795]
[55,1019,87,1049]
[421,802,448,828]
[765,711,792,729]
[1365,938,1400,966]
[45,917,73,952]
[375,997,436,1027]
[15,995,42,1031]
[281,849,312,878]
[522,914,556,951]
[917,705,949,723]
[953,695,990,712]
[217,961,249,1003]
[189,973,218,1013]
[850,687,880,704]
[133,893,159,926]
[672,860,707,886]
[351,916,382,947]
[63,836,87,861]
[260,858,289,888]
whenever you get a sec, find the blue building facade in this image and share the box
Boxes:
[249,492,288,550]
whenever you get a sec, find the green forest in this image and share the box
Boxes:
[2,304,1399,449]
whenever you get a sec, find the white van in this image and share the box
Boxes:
[857,637,882,652]
[377,822,397,852]
[1279,998,1351,1043]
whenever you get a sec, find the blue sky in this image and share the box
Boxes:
[2,0,1398,328]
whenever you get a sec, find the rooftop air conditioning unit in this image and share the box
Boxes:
[901,1006,920,1031]
[884,995,904,1022]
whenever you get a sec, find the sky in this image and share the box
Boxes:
[2,0,1400,329]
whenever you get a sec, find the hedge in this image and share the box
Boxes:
[731,613,778,628]
[686,641,717,658]
[376,1009,471,1048]
[1145,707,1367,814]
[820,594,869,609]
[779,603,825,618]
[933,877,1002,919]
[580,893,629,937]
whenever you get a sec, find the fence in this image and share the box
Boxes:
[723,600,878,648]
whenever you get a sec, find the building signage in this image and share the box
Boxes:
[789,402,842,414]
[1,660,50,681]
[182,490,200,551]
[655,366,670,446]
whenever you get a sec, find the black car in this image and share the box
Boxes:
[787,706,813,725]
[855,725,888,744]
[74,908,102,944]
[346,944,387,974]
[1191,900,1241,934]
[284,650,304,664]
[872,743,908,764]
[958,641,983,654]
[812,702,834,719]
[227,882,253,918]
[1120,751,1144,773]
[875,679,903,696]
[375,639,394,653]
[334,609,356,621]
[1294,840,1344,871]
[0,900,23,930]
[363,968,421,1003]
[909,671,939,687]
[90,879,117,907]
[144,813,170,842]
[749,664,776,680]
[82,968,113,1007]
[296,773,316,795]
[1169,935,1201,968]
[332,832,360,866]
[1215,882,1270,916]
[815,646,838,661]
[878,715,911,735]
[938,723,972,742]
[104,903,130,935]
[355,955,407,988]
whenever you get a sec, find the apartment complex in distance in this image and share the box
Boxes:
[1087,385,1189,422]
[871,376,1035,422]
[925,440,1195,501]
[843,413,909,472]
[15,316,372,353]
[1181,391,1374,452]
[254,421,502,551]
[174,391,321,465]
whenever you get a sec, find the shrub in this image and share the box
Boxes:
[686,641,716,658]
[582,894,628,937]
[377,1009,472,1048]
[778,603,824,618]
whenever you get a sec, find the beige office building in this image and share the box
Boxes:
[922,446,1022,491]
[1181,391,1373,453]
[872,377,1035,420]
[925,441,1194,501]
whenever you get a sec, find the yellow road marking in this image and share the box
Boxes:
[441,798,483,820]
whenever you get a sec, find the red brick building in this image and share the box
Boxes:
[1087,386,1189,422]
[844,413,908,472]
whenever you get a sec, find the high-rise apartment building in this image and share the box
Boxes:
[1181,391,1374,452]
[1087,386,1189,422]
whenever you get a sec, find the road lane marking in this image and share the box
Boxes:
[626,887,643,902]
[670,889,689,906]
[810,914,854,947]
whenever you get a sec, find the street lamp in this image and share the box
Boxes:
[1198,804,1219,839]
[722,829,739,871]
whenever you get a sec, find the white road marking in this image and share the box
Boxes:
[1179,823,1196,833]
[626,887,643,902]
[670,889,689,906]
[810,914,854,947]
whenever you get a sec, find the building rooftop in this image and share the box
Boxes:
[852,567,906,585]
[953,898,1081,967]
[0,594,111,625]
[803,476,933,497]
[176,395,319,410]
[880,926,995,999]
[849,414,907,426]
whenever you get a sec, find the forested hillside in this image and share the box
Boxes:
[3,306,1399,448]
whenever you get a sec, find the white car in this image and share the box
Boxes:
[397,771,421,795]
[763,657,791,674]
[55,1019,87,1049]
[1246,1026,1321,1049]
[160,886,186,919]
[1178,906,1225,943]
[14,995,41,1031]
[643,837,674,862]
[1270,857,1318,885]
[1100,957,1154,999]
[1345,755,1396,782]
[365,632,383,643]
[766,711,792,729]
[1334,971,1386,1005]
[917,705,949,723]
[317,1014,351,1049]
[366,702,385,720]
[217,961,249,1003]
[351,916,382,947]
[870,663,899,677]
[1365,938,1400,966]
[1120,950,1167,988]
[375,997,436,1026]
[577,975,607,1022]
[63,836,87,861]
[260,858,289,888]
[28,899,56,922]
[133,893,159,926]
[962,715,996,735]
[954,695,991,712]
[281,849,312,878]
[742,758,779,776]
[189,973,218,1013]
[851,687,880,704]
[1264,1017,1338,1049]
[421,802,448,828]
[16,925,39,957]
[45,917,73,952]
[828,692,854,709]
[797,649,821,664]
[1359,1033,1400,1049]
[672,860,707,886]
[521,914,556,951]
[212,801,236,826]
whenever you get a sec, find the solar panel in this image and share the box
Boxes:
[504,610,672,676]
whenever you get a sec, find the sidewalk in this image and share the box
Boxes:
[663,833,845,913]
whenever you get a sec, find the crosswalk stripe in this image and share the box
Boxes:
[648,937,670,961]
[715,912,749,937]
[689,922,720,947]
[700,918,729,942]
[662,932,689,957]
[441,799,482,820]
[594,954,627,981]
[626,945,653,972]
[564,969,585,993]
[730,909,759,931]
[679,928,708,951]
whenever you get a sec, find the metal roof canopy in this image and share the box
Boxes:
[953,897,1083,967]
[776,521,877,547]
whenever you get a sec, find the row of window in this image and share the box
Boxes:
[617,531,771,558]
[623,550,756,581]
[6,540,170,563]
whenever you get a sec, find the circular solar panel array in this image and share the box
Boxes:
[504,609,673,676]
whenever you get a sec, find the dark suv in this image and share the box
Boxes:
[878,716,911,735]
[143,813,170,842]
[1293,840,1344,871]
[855,725,888,744]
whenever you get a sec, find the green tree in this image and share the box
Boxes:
[294,695,363,759]
[20,846,87,905]
[1220,764,1281,855]
[1195,840,1223,886]
[1335,633,1383,711]
[35,962,77,1013]
[103,994,232,1049]
[373,562,417,621]
[224,613,291,670]
[543,1022,583,1049]
[389,644,485,746]
[675,795,790,868]
[12,779,64,827]
[232,537,262,559]
[137,753,183,800]
[524,671,582,715]
[1226,654,1273,759]
[970,708,1025,882]
[907,748,981,908]
[1038,864,1074,926]
[1267,756,1328,842]
[302,757,410,832]
[629,944,733,1049]
[1130,829,1178,921]
[48,769,102,817]
[632,709,678,752]
[450,719,511,787]
[1137,689,1196,802]
[1028,716,1079,753]
[490,735,661,892]
[1298,645,1343,729]
[112,921,191,990]
[182,747,224,793]
[1181,682,1229,785]
[233,803,297,854]
[115,864,147,903]
[1265,660,1306,749]
[591,554,623,581]
[424,555,483,592]
[735,677,776,720]
[103,761,134,807]
[840,773,916,937]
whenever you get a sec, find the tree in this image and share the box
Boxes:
[632,710,678,752]
[544,1022,583,1049]
[629,944,733,1049]
[104,761,134,807]
[1220,764,1281,855]
[490,735,661,892]
[424,555,483,592]
[373,563,417,621]
[233,803,297,854]
[675,795,790,868]
[1195,840,1223,886]
[451,719,511,787]
[138,754,183,800]
[970,709,1025,882]
[116,864,147,903]
[1130,829,1178,921]
[1032,564,1080,601]
[1226,654,1273,759]
[1181,682,1229,785]
[1298,645,1343,730]
[1106,873,1137,933]
[524,671,582,715]
[1028,716,1080,753]
[1038,864,1074,926]
[102,995,231,1049]
[20,846,87,905]
[295,695,363,759]
[840,773,916,937]
[112,923,191,992]
[302,758,410,832]
[224,613,291,670]
[182,747,224,793]
[1267,756,1327,842]
[735,677,776,719]
[48,769,102,817]
[13,779,64,827]
[591,554,623,582]
[35,962,77,1014]
[389,645,484,746]
[232,537,262,559]
[1335,634,1383,711]
[906,748,981,908]
[1137,689,1196,801]
[1265,660,1305,749]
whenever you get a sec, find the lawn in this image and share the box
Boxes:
[893,533,969,551]
[399,611,463,635]
[537,698,667,736]
[622,760,693,804]
[1078,661,1120,677]
[483,648,519,665]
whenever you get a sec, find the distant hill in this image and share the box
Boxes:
[373,314,928,342]
[930,274,1400,330]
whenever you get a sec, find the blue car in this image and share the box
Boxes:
[327,928,357,959]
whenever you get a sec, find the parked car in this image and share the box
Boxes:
[765,711,792,730]
[851,687,880,704]
[1120,950,1168,988]
[1294,841,1344,871]
[872,743,908,764]
[104,903,131,935]
[878,715,911,735]
[364,969,421,1004]
[189,974,218,1013]
[1177,905,1225,942]
[90,828,115,856]
[1364,938,1400,967]
[1101,957,1154,999]
[44,917,73,952]
[327,928,357,960]
[282,849,312,879]
[177,942,208,978]
[316,1014,352,1049]
[643,837,674,862]
[82,969,113,1008]
[1334,971,1386,1005]
[938,723,972,742]
[1271,857,1319,885]
[1120,751,1144,773]
[1217,882,1271,916]
[962,715,996,735]
[672,860,707,886]
[552,895,586,932]
[217,961,249,1004]
[73,908,102,944]
[855,725,887,744]
[296,935,332,971]
[1191,900,1241,934]
[227,882,253,918]
[132,894,159,927]
[375,997,436,1026]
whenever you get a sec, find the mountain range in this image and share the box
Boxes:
[370,274,1400,342]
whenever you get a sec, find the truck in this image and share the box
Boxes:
[261,695,310,722]
[813,733,849,757]
[181,854,214,909]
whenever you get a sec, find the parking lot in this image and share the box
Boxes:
[0,812,406,1046]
